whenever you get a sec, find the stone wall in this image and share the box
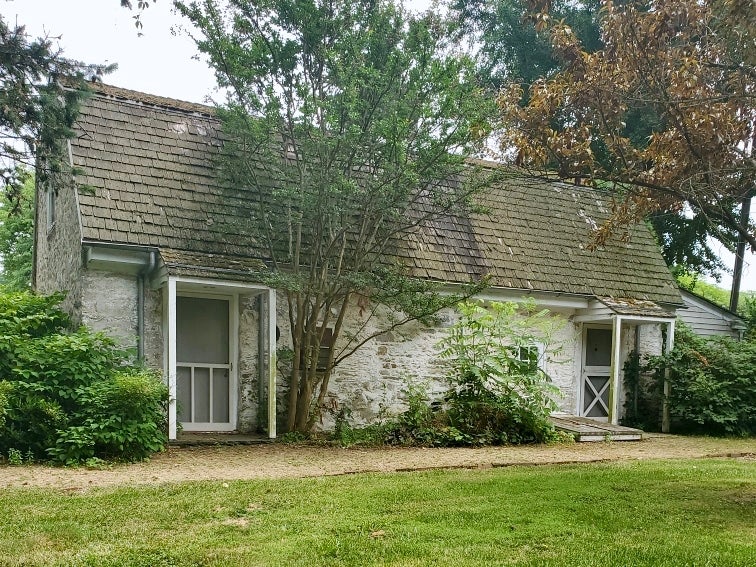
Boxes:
[143,286,164,369]
[547,315,583,415]
[33,177,84,323]
[266,294,588,430]
[80,271,138,346]
[237,293,261,433]
[62,271,670,432]
[263,297,669,429]
[77,271,164,372]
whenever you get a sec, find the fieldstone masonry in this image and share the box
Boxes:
[80,271,137,346]
[256,296,656,431]
[33,179,85,323]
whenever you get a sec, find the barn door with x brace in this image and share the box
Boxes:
[580,326,613,421]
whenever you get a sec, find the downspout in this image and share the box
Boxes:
[137,250,156,363]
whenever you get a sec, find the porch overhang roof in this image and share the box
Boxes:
[153,248,269,287]
[573,296,677,324]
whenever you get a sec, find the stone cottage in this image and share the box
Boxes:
[32,83,683,439]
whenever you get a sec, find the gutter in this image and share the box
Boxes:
[82,241,159,362]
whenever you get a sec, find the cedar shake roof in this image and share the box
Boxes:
[70,83,682,305]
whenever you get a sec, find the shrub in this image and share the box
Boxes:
[48,369,168,464]
[0,380,10,430]
[436,301,563,445]
[0,290,69,338]
[646,324,756,436]
[0,291,168,463]
[377,380,462,446]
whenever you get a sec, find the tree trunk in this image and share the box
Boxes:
[730,196,751,313]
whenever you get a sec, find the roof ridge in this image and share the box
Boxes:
[83,81,216,117]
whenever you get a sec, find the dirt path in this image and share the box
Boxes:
[2,434,754,491]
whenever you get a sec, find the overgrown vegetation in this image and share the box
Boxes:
[0,291,168,464]
[436,301,563,444]
[331,301,565,447]
[645,324,756,436]
[0,168,34,291]
[620,350,658,430]
[1,459,754,566]
[624,322,756,435]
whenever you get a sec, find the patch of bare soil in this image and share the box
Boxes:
[1,434,753,491]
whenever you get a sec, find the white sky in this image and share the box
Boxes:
[3,0,753,291]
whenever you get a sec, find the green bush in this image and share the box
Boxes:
[436,301,562,445]
[0,291,168,463]
[365,302,564,447]
[621,350,661,431]
[0,290,69,338]
[646,324,756,436]
[0,380,11,430]
[374,380,460,447]
[48,369,168,464]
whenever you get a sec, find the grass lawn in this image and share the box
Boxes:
[1,458,754,566]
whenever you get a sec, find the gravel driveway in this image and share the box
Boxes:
[2,434,754,491]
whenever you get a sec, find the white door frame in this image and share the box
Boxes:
[175,292,237,432]
[580,324,615,422]
[165,276,277,440]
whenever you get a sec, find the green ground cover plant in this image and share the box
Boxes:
[0,291,168,464]
[0,459,753,566]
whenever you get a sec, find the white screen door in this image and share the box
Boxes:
[581,327,612,421]
[176,296,234,431]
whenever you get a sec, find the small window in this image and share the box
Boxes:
[283,138,299,161]
[46,189,56,231]
[316,327,334,372]
[516,344,543,372]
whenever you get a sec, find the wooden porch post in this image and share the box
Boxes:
[167,277,178,440]
[266,288,277,439]
[608,315,623,425]
[662,319,676,433]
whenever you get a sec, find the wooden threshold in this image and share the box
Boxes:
[169,432,273,447]
[550,415,643,442]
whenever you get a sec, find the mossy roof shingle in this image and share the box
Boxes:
[70,84,681,305]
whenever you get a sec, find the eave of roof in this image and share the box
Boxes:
[82,81,215,117]
[680,288,744,321]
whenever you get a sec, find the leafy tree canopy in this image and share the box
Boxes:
[451,0,603,90]
[452,0,737,278]
[497,0,755,260]
[0,15,111,187]
[0,167,34,291]
[0,13,114,293]
[175,0,496,432]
